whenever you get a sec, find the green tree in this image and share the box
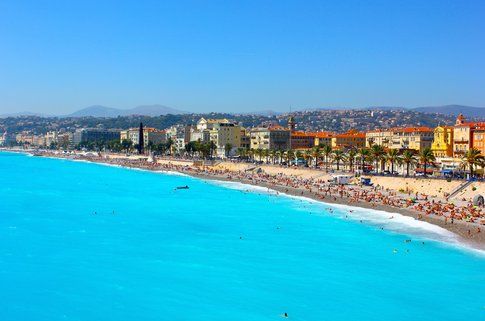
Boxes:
[402,150,417,177]
[418,147,436,177]
[462,148,484,178]
[370,144,386,174]
[347,148,357,172]
[386,149,401,174]
[224,143,233,157]
[121,139,133,153]
[358,147,371,173]
[321,144,332,171]
[332,149,346,171]
[311,146,321,169]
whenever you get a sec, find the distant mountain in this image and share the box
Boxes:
[413,105,485,118]
[66,105,123,117]
[65,104,186,117]
[127,104,186,116]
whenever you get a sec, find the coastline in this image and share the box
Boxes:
[4,149,485,251]
[185,171,485,251]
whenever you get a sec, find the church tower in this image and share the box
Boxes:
[455,113,465,126]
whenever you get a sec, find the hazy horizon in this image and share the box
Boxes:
[1,0,484,115]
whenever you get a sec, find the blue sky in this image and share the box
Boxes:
[0,0,484,114]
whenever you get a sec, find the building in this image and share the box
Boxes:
[452,114,485,157]
[250,126,291,150]
[240,128,251,149]
[365,129,394,148]
[208,122,243,157]
[189,128,210,143]
[312,132,334,147]
[453,114,473,157]
[431,126,454,158]
[472,124,485,156]
[57,132,73,149]
[73,128,120,145]
[120,127,166,147]
[331,130,366,150]
[196,118,230,131]
[290,131,315,150]
[44,131,58,147]
[365,127,433,152]
[390,127,433,151]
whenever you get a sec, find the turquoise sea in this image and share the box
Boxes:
[0,151,484,321]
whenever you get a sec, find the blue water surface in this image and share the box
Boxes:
[0,152,484,321]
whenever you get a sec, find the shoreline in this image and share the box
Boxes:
[3,149,485,251]
[185,171,485,251]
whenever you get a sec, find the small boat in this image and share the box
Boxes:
[175,185,190,190]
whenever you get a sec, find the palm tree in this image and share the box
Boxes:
[401,150,417,177]
[285,149,295,166]
[224,143,233,157]
[321,144,333,171]
[304,149,312,167]
[256,148,263,162]
[462,148,484,178]
[236,147,246,159]
[386,149,401,174]
[275,150,283,165]
[358,147,371,173]
[370,144,386,174]
[311,146,321,169]
[332,150,346,171]
[295,150,303,165]
[418,147,436,177]
[347,148,357,172]
[261,149,269,163]
[247,148,253,161]
[268,149,276,164]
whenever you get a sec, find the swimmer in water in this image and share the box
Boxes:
[282,312,288,318]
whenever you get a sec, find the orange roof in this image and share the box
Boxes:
[366,129,394,134]
[267,125,289,131]
[310,131,334,138]
[398,127,432,133]
[454,122,485,128]
[291,131,315,137]
[336,132,365,138]
[472,123,485,131]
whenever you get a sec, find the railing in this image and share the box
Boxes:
[447,180,474,199]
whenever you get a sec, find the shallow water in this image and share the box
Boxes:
[0,152,484,321]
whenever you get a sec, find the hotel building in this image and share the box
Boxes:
[250,126,291,150]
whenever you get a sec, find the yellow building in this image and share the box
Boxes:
[431,126,453,158]
[365,129,393,148]
[209,122,243,156]
[250,126,291,150]
[312,132,334,147]
[331,130,366,149]
[390,127,433,151]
